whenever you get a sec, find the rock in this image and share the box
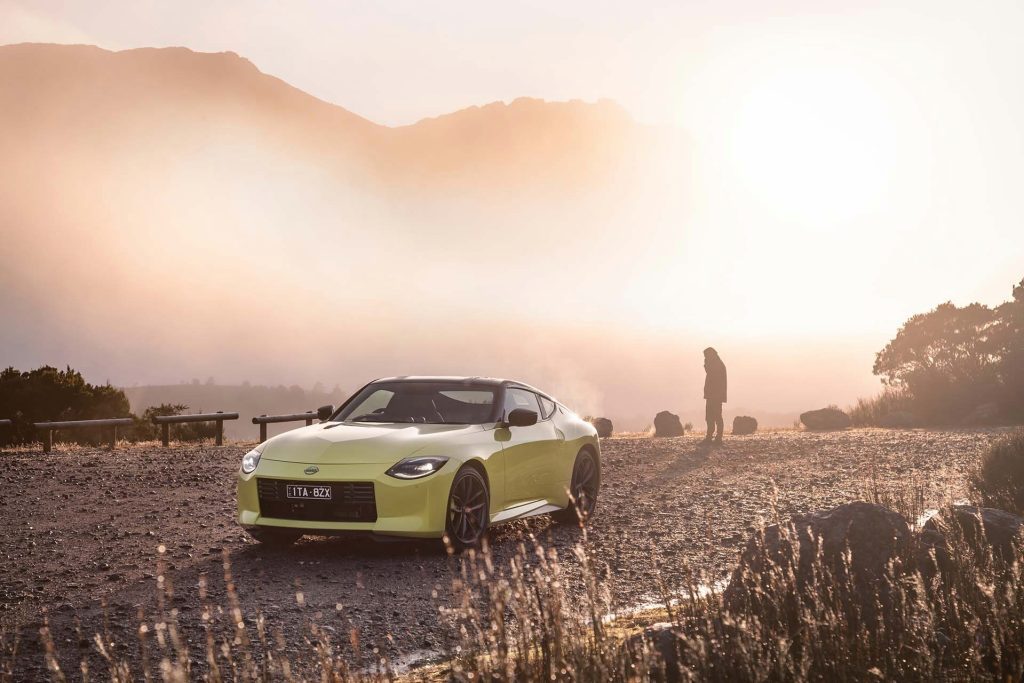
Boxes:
[723,501,911,615]
[653,411,685,438]
[962,402,1001,426]
[590,417,613,438]
[923,505,1024,562]
[732,416,757,435]
[799,407,851,430]
[876,411,917,428]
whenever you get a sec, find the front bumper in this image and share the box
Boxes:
[237,458,457,539]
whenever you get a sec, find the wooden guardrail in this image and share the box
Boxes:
[34,417,134,453]
[252,412,317,442]
[152,411,239,447]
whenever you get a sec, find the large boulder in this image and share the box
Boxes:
[923,505,1024,562]
[723,501,911,616]
[732,416,757,435]
[591,417,613,438]
[799,407,851,430]
[653,411,685,437]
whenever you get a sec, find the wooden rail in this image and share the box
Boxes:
[152,411,239,447]
[252,412,317,442]
[33,417,134,453]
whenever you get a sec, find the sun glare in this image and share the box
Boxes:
[726,64,897,226]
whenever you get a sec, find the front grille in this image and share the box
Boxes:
[256,479,377,522]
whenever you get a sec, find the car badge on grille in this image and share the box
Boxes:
[304,465,319,475]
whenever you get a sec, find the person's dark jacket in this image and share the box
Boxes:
[704,353,727,403]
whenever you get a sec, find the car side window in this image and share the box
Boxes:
[536,395,555,420]
[504,388,539,418]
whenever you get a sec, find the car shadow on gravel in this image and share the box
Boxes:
[245,534,448,558]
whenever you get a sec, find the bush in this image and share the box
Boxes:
[849,388,916,426]
[972,430,1024,514]
[135,403,219,442]
[0,365,130,445]
[861,276,1024,425]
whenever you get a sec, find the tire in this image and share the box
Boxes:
[247,527,302,547]
[445,466,490,551]
[554,449,600,524]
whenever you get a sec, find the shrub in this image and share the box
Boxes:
[0,365,130,445]
[135,403,219,442]
[972,430,1024,514]
[861,275,1024,425]
[849,387,916,426]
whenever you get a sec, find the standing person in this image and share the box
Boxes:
[703,347,727,444]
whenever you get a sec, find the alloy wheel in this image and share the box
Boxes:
[447,469,489,548]
[570,452,599,519]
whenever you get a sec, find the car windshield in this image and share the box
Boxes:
[335,381,498,425]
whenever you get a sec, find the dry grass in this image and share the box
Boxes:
[3,438,1022,682]
[12,507,1021,682]
[848,388,916,427]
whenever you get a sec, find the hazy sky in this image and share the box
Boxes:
[2,0,1023,423]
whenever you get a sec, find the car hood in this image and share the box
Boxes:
[260,422,489,465]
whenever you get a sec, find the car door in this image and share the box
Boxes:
[500,388,562,507]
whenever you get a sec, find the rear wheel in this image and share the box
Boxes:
[247,527,302,547]
[555,449,600,524]
[445,467,490,550]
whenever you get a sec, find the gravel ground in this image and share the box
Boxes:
[0,428,1006,679]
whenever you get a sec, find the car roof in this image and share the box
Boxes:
[371,376,551,396]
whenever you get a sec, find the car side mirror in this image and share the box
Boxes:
[317,404,335,422]
[506,408,538,427]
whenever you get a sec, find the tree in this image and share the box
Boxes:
[872,302,999,421]
[0,365,131,444]
[993,277,1024,417]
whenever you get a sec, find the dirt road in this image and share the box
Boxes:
[0,429,1002,678]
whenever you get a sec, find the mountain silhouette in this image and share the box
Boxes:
[0,43,655,195]
[0,43,684,402]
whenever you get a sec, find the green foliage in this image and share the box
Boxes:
[137,403,218,442]
[0,369,220,446]
[126,403,214,442]
[0,365,130,445]
[972,430,1024,515]
[869,276,1024,424]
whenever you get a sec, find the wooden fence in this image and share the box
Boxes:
[152,411,239,447]
[252,412,317,442]
[34,417,134,453]
[2,406,332,450]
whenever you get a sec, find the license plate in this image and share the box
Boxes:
[286,484,332,500]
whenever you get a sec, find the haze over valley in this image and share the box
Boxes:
[1,31,1021,427]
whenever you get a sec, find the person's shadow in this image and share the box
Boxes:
[659,440,713,478]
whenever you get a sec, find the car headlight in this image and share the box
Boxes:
[385,456,449,480]
[241,445,263,474]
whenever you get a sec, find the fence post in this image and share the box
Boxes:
[110,425,117,450]
[216,417,224,446]
[44,430,53,453]
[161,423,170,447]
[305,417,313,426]
[259,418,267,442]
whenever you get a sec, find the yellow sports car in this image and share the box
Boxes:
[237,376,601,548]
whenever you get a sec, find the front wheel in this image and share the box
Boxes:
[554,449,600,524]
[445,467,490,551]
